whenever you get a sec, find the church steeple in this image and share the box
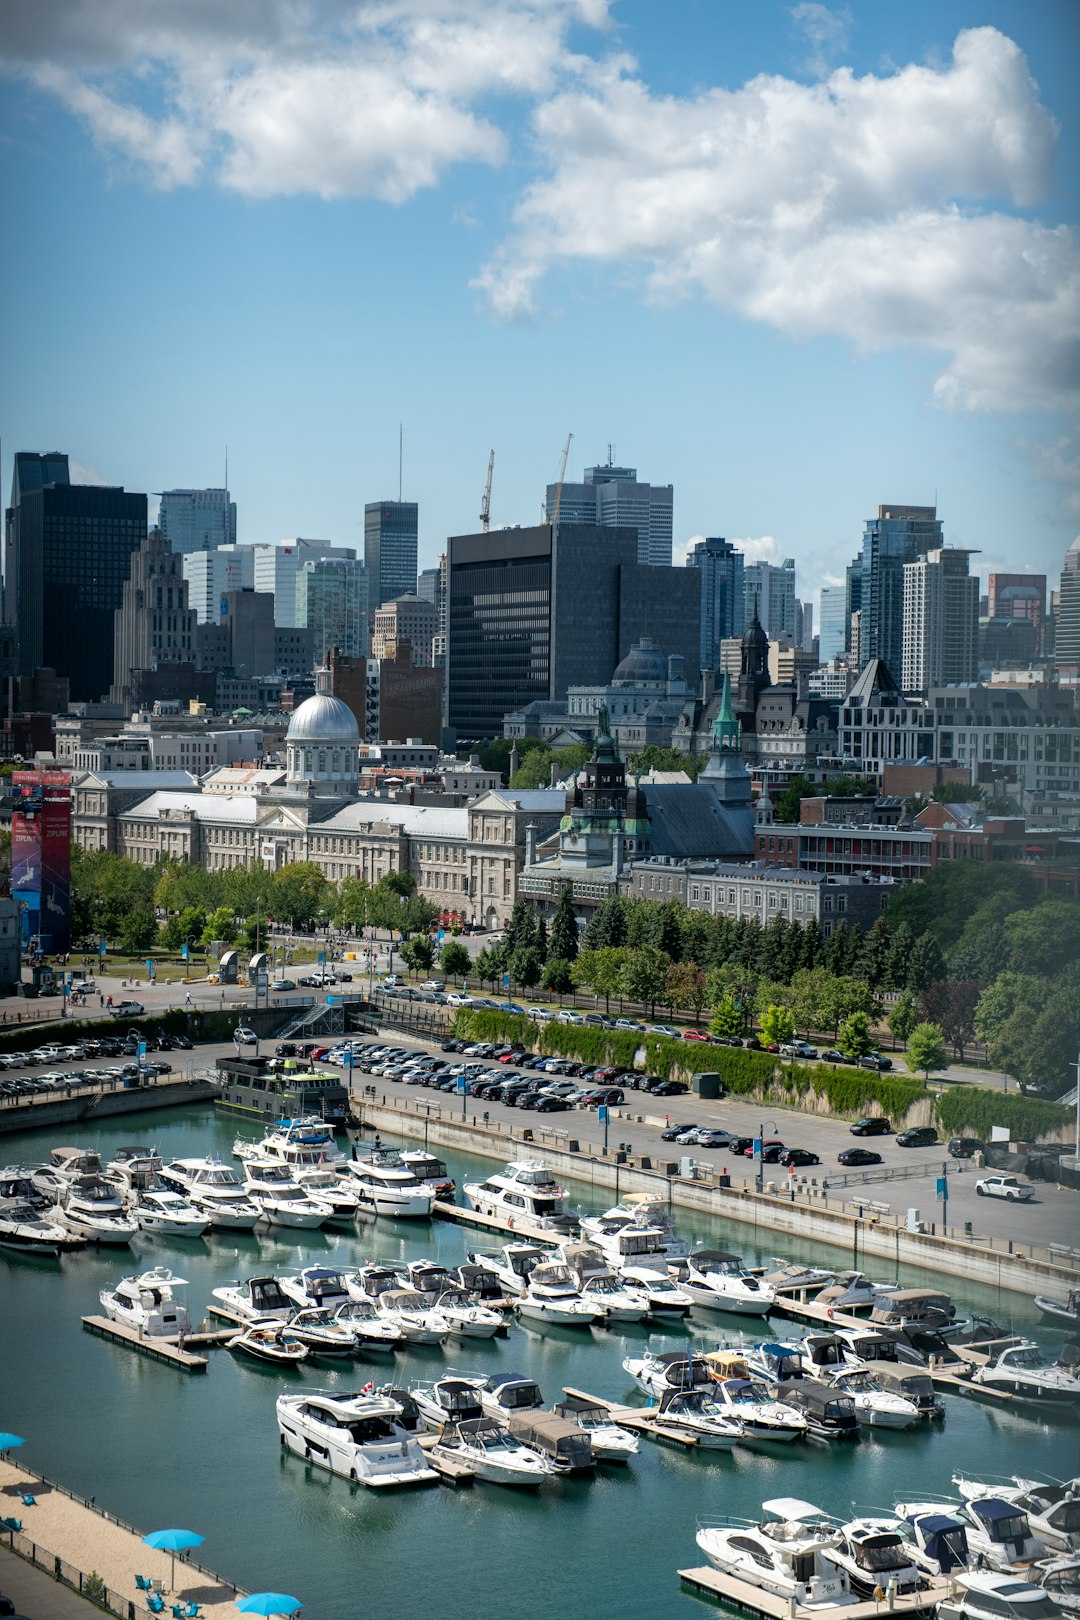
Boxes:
[712,670,740,751]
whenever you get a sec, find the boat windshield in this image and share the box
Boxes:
[1004,1346,1049,1370]
[345,1417,396,1443]
[853,1538,910,1572]
[984,1514,1031,1544]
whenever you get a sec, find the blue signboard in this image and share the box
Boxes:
[502,973,510,988]
[317,951,326,965]
[181,943,189,960]
[753,1137,763,1157]
[936,1176,948,1200]
[597,1105,609,1123]
[457,1075,468,1093]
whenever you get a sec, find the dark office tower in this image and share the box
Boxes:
[5,451,71,622]
[17,481,147,700]
[364,500,418,616]
[858,504,943,673]
[446,523,637,743]
[687,536,745,671]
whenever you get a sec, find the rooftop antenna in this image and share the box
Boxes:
[608,442,614,468]
[399,424,403,503]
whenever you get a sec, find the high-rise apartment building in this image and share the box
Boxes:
[546,458,673,566]
[818,585,848,662]
[901,548,979,694]
[364,501,418,616]
[5,451,71,623]
[987,573,1046,653]
[252,539,347,627]
[687,536,745,672]
[182,544,255,623]
[297,555,369,661]
[111,530,198,706]
[744,558,796,640]
[16,480,147,699]
[858,503,943,673]
[1055,539,1080,674]
[794,598,814,653]
[372,593,436,664]
[158,488,236,554]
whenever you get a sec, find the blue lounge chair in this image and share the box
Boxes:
[19,1493,35,1506]
[2,1517,22,1533]
[185,1606,202,1618]
[148,1597,165,1615]
[136,1576,154,1592]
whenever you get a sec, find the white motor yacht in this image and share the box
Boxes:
[699,1354,808,1442]
[759,1258,836,1296]
[329,1298,405,1352]
[580,1195,689,1260]
[977,1482,1079,1555]
[467,1243,548,1297]
[100,1267,192,1337]
[228,1320,308,1365]
[133,1189,210,1239]
[242,1161,332,1228]
[673,1250,776,1315]
[1037,1558,1080,1616]
[399,1150,456,1200]
[899,1498,1045,1573]
[586,1217,678,1273]
[516,1262,599,1326]
[475,1373,545,1422]
[160,1159,261,1230]
[0,1200,85,1255]
[822,1516,927,1598]
[553,1242,648,1322]
[618,1264,694,1317]
[284,1307,357,1356]
[431,1287,503,1339]
[279,1266,352,1312]
[972,1342,1080,1406]
[212,1274,295,1322]
[409,1376,486,1430]
[372,1287,451,1345]
[277,1389,437,1486]
[653,1386,743,1449]
[695,1498,854,1609]
[897,1509,971,1577]
[292,1169,363,1224]
[553,1396,640,1463]
[463,1159,576,1233]
[105,1146,164,1193]
[623,1350,719,1401]
[346,1150,435,1218]
[813,1366,920,1429]
[236,1116,347,1168]
[938,1572,1066,1620]
[815,1271,898,1315]
[437,1418,553,1487]
[58,1175,138,1244]
[0,1167,50,1215]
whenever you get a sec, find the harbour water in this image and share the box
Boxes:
[3,1105,1075,1620]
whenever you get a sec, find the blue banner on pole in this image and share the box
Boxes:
[597,1105,609,1123]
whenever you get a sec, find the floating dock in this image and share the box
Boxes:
[561,1387,701,1450]
[81,1314,219,1372]
[432,1197,560,1248]
[415,1432,476,1486]
[678,1566,950,1616]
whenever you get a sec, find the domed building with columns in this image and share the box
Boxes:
[283,671,361,799]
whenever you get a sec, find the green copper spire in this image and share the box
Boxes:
[712,671,740,750]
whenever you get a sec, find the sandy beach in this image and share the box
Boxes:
[0,1459,244,1617]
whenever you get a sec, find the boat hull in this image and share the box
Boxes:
[517,1301,597,1326]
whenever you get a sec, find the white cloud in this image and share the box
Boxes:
[4,0,613,201]
[732,536,783,565]
[68,458,110,486]
[790,3,852,79]
[475,27,1076,427]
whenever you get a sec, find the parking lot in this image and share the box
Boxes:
[0,1031,192,1102]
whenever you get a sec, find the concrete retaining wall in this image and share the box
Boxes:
[0,1078,217,1135]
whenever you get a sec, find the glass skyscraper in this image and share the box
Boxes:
[364,500,418,616]
[546,459,673,566]
[687,536,745,671]
[858,504,943,673]
[297,555,369,661]
[744,558,796,639]
[158,488,236,554]
[818,584,848,661]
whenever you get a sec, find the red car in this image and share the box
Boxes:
[682,1029,711,1042]
[743,1138,785,1159]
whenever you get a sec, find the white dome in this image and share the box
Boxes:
[285,693,360,745]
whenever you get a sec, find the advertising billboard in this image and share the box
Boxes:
[11,770,72,952]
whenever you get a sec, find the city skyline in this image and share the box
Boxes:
[1,2,1076,602]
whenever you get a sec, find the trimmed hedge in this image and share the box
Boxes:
[936,1085,1072,1144]
[453,1010,930,1122]
[0,1007,193,1055]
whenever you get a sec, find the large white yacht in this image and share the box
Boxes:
[696,1498,854,1608]
[57,1175,138,1244]
[235,1116,347,1168]
[672,1250,776,1315]
[100,1267,192,1337]
[160,1159,261,1230]
[133,1189,210,1239]
[580,1195,689,1260]
[241,1161,332,1228]
[345,1151,435,1218]
[212,1274,295,1322]
[276,1390,437,1487]
[463,1159,576,1233]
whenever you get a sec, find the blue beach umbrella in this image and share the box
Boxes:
[143,1528,205,1589]
[0,1434,24,1451]
[236,1596,303,1617]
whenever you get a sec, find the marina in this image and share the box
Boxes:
[3,1100,1077,1618]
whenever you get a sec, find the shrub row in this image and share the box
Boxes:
[936,1085,1072,1144]
[0,1007,192,1056]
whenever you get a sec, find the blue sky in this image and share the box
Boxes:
[1,0,1077,606]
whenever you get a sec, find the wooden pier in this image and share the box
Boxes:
[432,1197,560,1248]
[81,1314,218,1372]
[561,1387,701,1450]
[678,1565,951,1616]
[415,1432,476,1486]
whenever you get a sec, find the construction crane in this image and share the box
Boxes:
[480,450,494,532]
[549,431,573,530]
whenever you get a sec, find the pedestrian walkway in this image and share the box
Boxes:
[0,1461,242,1617]
[1,1544,106,1618]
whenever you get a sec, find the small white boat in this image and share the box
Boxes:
[553,1242,648,1322]
[242,1161,332,1228]
[467,1243,547,1297]
[815,1271,898,1315]
[212,1274,294,1322]
[672,1250,776,1315]
[553,1396,640,1463]
[0,1200,85,1255]
[399,1150,456,1200]
[346,1150,434,1218]
[938,1571,1066,1620]
[292,1168,363,1223]
[430,1287,503,1340]
[623,1349,716,1401]
[1035,1291,1080,1329]
[696,1498,854,1608]
[277,1389,436,1486]
[896,1507,971,1576]
[972,1342,1080,1406]
[955,1477,1079,1555]
[618,1265,693,1317]
[100,1267,192,1337]
[279,1266,352,1313]
[824,1515,927,1598]
[699,1352,807,1442]
[817,1367,920,1429]
[133,1189,210,1239]
[160,1158,261,1230]
[329,1298,404,1351]
[229,1320,309,1365]
[476,1373,546,1422]
[409,1376,487,1431]
[437,1418,553,1487]
[759,1258,835,1295]
[516,1262,598,1327]
[284,1307,357,1356]
[653,1387,743,1449]
[1037,1557,1080,1615]
[373,1288,451,1346]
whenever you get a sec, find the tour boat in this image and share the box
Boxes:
[437,1417,553,1487]
[241,1161,333,1228]
[57,1175,138,1244]
[100,1267,192,1337]
[212,1274,295,1322]
[159,1158,261,1230]
[345,1150,435,1218]
[516,1261,599,1326]
[228,1320,309,1365]
[463,1159,577,1233]
[675,1250,777,1315]
[938,1572,1066,1620]
[653,1387,743,1449]
[276,1389,437,1487]
[553,1396,640,1463]
[0,1200,85,1256]
[695,1498,854,1609]
[133,1189,210,1239]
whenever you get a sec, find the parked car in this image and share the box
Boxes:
[779,1148,821,1167]
[744,1036,763,1051]
[614,1018,644,1032]
[648,1025,680,1039]
[682,1029,711,1042]
[534,1095,572,1113]
[234,1026,259,1046]
[648,1080,688,1097]
[896,1126,940,1148]
[420,980,446,993]
[661,1122,697,1142]
[271,978,297,992]
[948,1137,986,1160]
[114,1001,144,1017]
[728,1136,754,1156]
[976,1174,1035,1201]
[850,1116,892,1137]
[856,1053,893,1071]
[383,974,404,987]
[689,1129,732,1149]
[838,1147,884,1167]
[820,1049,845,1064]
